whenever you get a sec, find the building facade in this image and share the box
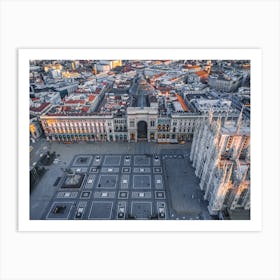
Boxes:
[127,107,158,142]
[208,74,243,92]
[30,119,43,139]
[190,110,250,215]
[40,115,113,143]
[40,108,205,144]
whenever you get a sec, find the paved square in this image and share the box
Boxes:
[123,155,131,166]
[133,175,151,189]
[133,167,151,173]
[97,175,118,189]
[74,201,88,219]
[72,155,93,167]
[93,191,116,199]
[153,156,161,166]
[134,155,151,166]
[70,167,88,173]
[91,155,103,166]
[61,174,85,189]
[122,167,131,173]
[120,175,129,189]
[131,201,153,219]
[131,192,152,199]
[46,201,74,219]
[36,146,209,220]
[153,167,162,173]
[89,167,99,173]
[53,177,62,187]
[155,191,166,199]
[103,155,121,166]
[88,201,113,219]
[154,175,163,189]
[118,191,129,199]
[56,191,78,199]
[101,167,119,173]
[117,201,127,219]
[84,175,96,189]
[80,191,92,199]
[157,201,167,219]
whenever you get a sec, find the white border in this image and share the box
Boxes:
[19,48,262,231]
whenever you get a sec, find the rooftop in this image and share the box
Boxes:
[175,94,189,112]
[42,105,112,117]
[30,102,51,113]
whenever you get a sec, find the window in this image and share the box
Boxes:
[226,136,233,150]
[129,120,135,128]
[241,137,249,149]
[223,188,233,205]
[237,189,248,205]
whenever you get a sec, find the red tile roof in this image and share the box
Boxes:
[30,102,50,112]
[176,94,189,112]
[65,99,85,105]
[186,65,200,69]
[196,70,208,77]
[81,107,89,112]
[88,95,95,102]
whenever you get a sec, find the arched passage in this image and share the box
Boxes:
[137,121,147,139]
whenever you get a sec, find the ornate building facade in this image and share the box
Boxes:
[190,109,250,215]
[40,109,203,143]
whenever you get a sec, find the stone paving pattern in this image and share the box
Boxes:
[30,142,212,220]
[43,154,170,220]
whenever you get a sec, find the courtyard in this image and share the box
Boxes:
[30,141,211,220]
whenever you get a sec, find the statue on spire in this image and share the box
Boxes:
[216,115,221,136]
[236,105,244,134]
[208,105,214,124]
[224,105,230,125]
